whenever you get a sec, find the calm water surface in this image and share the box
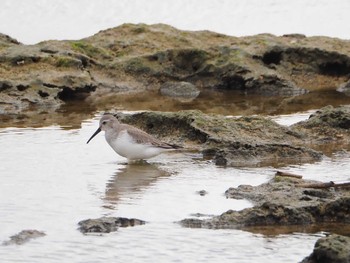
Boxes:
[0,113,349,262]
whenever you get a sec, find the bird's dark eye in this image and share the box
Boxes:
[102,121,107,125]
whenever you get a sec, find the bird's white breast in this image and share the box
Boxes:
[106,130,167,160]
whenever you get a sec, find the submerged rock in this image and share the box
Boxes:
[196,190,209,196]
[160,81,200,101]
[78,217,145,234]
[301,234,350,263]
[2,230,45,245]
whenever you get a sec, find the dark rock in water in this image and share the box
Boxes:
[2,230,45,245]
[181,200,350,229]
[117,106,350,167]
[118,110,323,167]
[196,190,208,196]
[292,105,350,147]
[295,105,350,129]
[301,234,350,263]
[78,217,145,234]
[160,81,200,101]
[211,142,322,167]
[180,176,350,229]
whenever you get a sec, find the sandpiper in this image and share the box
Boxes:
[87,114,181,160]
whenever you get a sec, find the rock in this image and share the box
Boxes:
[1,23,350,116]
[117,110,322,167]
[301,234,350,263]
[337,80,350,96]
[160,81,200,101]
[292,105,350,146]
[0,33,21,47]
[211,142,321,167]
[245,75,307,96]
[78,217,145,234]
[296,105,350,129]
[180,176,350,229]
[282,33,306,39]
[2,230,45,245]
[196,190,208,196]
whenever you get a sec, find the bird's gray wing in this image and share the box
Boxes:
[123,125,175,149]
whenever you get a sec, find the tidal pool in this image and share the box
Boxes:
[0,113,349,262]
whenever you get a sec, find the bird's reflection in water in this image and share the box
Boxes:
[103,163,169,208]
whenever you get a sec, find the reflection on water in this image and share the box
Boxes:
[242,223,350,237]
[3,89,350,129]
[88,89,350,116]
[104,163,169,206]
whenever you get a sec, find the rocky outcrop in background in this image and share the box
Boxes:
[1,23,350,117]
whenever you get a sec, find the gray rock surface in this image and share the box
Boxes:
[78,217,145,234]
[180,176,350,229]
[301,234,350,263]
[160,81,200,101]
[117,110,322,167]
[1,23,350,116]
[2,230,45,245]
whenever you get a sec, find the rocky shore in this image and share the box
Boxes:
[301,234,350,263]
[1,23,350,124]
[117,105,350,167]
[1,24,350,261]
[180,174,350,229]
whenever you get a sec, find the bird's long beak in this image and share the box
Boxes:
[87,127,101,144]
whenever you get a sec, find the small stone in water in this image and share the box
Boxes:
[2,230,46,246]
[78,216,145,234]
[197,190,208,196]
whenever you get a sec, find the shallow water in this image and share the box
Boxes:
[0,114,349,262]
[88,89,350,116]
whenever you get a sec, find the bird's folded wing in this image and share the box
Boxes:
[126,128,174,149]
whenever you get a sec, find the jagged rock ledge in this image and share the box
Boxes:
[1,23,350,116]
[117,105,350,167]
[301,234,350,263]
[179,176,350,229]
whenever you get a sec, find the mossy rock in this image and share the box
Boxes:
[55,56,82,68]
[70,41,110,59]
